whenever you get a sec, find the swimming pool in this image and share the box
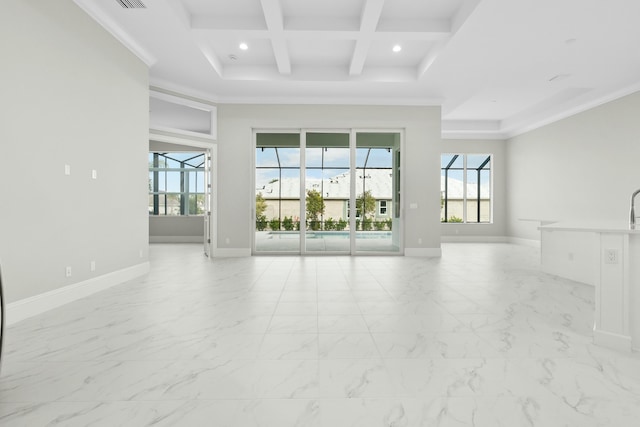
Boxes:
[269,231,392,239]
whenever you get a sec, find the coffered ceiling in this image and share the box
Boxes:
[74,0,640,138]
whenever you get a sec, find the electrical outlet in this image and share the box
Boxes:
[65,266,72,277]
[90,261,96,271]
[604,249,618,264]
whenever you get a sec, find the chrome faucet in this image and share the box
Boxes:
[631,188,640,229]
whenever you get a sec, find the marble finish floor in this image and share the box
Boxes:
[1,243,640,426]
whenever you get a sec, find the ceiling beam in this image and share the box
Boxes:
[349,0,385,77]
[417,0,481,79]
[193,38,224,78]
[190,28,449,42]
[191,15,266,31]
[260,0,291,75]
[376,18,450,34]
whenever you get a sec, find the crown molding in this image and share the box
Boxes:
[73,0,156,67]
[501,82,640,139]
[442,82,640,140]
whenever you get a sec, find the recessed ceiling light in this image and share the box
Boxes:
[239,43,248,50]
[392,45,402,53]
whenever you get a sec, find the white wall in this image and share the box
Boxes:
[506,92,640,242]
[0,0,149,302]
[216,105,442,254]
[440,139,507,239]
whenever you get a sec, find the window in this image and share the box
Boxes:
[149,152,205,215]
[379,200,388,216]
[346,200,362,219]
[441,154,491,223]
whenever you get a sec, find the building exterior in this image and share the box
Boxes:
[257,168,393,230]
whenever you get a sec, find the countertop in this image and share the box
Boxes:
[538,220,640,234]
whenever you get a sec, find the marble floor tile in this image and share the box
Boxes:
[274,302,318,316]
[2,243,640,426]
[318,334,380,359]
[257,334,318,360]
[373,332,500,359]
[317,301,360,315]
[318,315,369,334]
[318,359,401,398]
[268,316,318,334]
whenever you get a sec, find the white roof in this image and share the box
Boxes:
[441,178,490,199]
[257,168,392,199]
[256,169,490,199]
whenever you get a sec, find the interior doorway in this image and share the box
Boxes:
[148,137,217,256]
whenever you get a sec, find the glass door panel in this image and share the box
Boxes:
[355,132,401,253]
[255,133,301,253]
[304,132,350,253]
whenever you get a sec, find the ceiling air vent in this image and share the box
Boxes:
[116,0,146,8]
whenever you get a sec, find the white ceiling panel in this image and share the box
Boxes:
[365,40,435,68]
[379,0,464,21]
[288,38,355,67]
[183,0,264,16]
[281,0,365,20]
[203,36,276,67]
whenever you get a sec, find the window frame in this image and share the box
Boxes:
[379,200,388,216]
[149,152,206,216]
[441,153,492,224]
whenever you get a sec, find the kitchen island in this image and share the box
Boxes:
[539,221,640,352]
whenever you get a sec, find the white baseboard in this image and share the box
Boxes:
[508,237,541,248]
[593,328,632,353]
[7,262,150,325]
[405,248,442,257]
[441,236,508,243]
[149,235,203,243]
[213,248,252,257]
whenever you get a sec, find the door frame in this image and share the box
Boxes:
[252,128,404,256]
[149,130,218,256]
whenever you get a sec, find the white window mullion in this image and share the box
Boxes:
[462,154,467,223]
[300,131,306,254]
[349,129,357,254]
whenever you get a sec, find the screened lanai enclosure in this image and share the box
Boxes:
[149,152,206,216]
[440,153,492,223]
[255,131,402,254]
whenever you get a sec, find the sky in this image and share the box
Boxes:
[149,152,205,193]
[256,147,392,189]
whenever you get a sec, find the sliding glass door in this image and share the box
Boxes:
[254,130,402,255]
[355,133,401,253]
[255,133,301,253]
[305,132,351,253]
